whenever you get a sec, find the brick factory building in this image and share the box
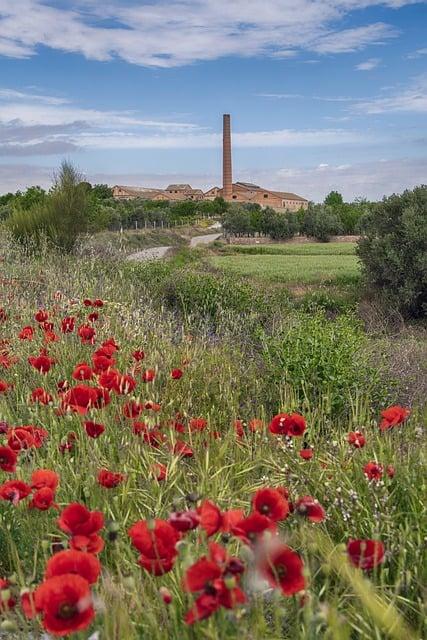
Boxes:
[112,114,308,211]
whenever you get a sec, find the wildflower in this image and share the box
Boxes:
[58,503,104,538]
[29,487,57,511]
[173,440,194,457]
[28,352,55,374]
[198,500,244,537]
[30,387,53,404]
[31,470,59,492]
[92,353,115,373]
[97,469,125,488]
[0,480,32,504]
[133,350,145,361]
[168,510,200,532]
[159,587,172,605]
[258,543,305,596]
[31,574,94,637]
[386,464,395,478]
[61,316,75,333]
[84,421,105,438]
[248,418,264,432]
[19,325,34,340]
[232,512,277,545]
[0,380,10,394]
[151,462,167,481]
[252,488,289,522]
[128,519,180,575]
[347,539,385,569]
[171,368,183,379]
[77,324,96,345]
[363,461,384,481]
[72,363,94,381]
[141,369,156,383]
[45,550,101,585]
[379,405,410,431]
[269,413,306,437]
[62,384,109,414]
[189,417,208,432]
[123,401,143,418]
[34,310,48,323]
[299,447,313,460]
[7,425,48,451]
[294,496,326,522]
[0,446,17,473]
[348,431,366,448]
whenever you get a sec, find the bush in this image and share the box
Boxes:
[357,186,427,318]
[261,311,384,417]
[7,162,89,252]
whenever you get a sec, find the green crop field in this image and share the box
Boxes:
[220,241,357,256]
[210,247,360,285]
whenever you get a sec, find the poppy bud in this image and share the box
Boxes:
[0,620,18,633]
[185,492,200,504]
[223,575,237,590]
[159,587,172,605]
[0,588,11,603]
[107,521,120,541]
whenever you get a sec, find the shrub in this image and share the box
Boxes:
[357,186,427,318]
[261,311,385,417]
[301,204,343,242]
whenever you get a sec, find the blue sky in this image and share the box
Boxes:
[0,0,426,200]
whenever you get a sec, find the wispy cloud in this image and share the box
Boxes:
[406,47,427,59]
[356,57,381,70]
[0,0,412,67]
[354,74,427,113]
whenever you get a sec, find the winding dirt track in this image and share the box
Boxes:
[127,233,222,262]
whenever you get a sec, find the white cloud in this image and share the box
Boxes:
[0,0,414,67]
[354,74,427,113]
[406,47,427,59]
[356,57,381,70]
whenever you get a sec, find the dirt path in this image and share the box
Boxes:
[127,232,222,261]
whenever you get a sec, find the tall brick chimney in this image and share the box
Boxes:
[222,114,233,200]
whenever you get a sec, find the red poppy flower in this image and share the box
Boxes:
[28,353,55,374]
[386,464,395,478]
[299,448,313,460]
[93,299,104,308]
[58,503,104,537]
[234,419,245,438]
[173,440,194,457]
[197,500,244,537]
[116,374,136,395]
[31,469,59,491]
[347,539,385,570]
[168,510,200,532]
[151,462,167,481]
[0,380,10,394]
[141,368,156,383]
[0,480,32,504]
[294,496,326,522]
[77,324,96,344]
[269,413,306,437]
[61,385,103,414]
[123,401,143,419]
[83,299,93,306]
[7,426,48,451]
[97,469,125,488]
[88,312,99,322]
[0,446,17,473]
[61,316,75,333]
[33,574,94,636]
[252,488,289,522]
[171,368,183,380]
[19,325,34,340]
[84,421,105,438]
[159,587,172,605]
[35,310,49,323]
[232,512,277,545]
[72,363,94,381]
[259,543,305,596]
[129,519,180,575]
[29,487,57,511]
[379,405,410,432]
[133,349,145,361]
[100,337,119,354]
[248,418,264,432]
[348,431,366,448]
[45,550,101,584]
[41,321,54,332]
[189,417,208,432]
[92,354,115,373]
[363,461,384,481]
[70,534,104,555]
[30,387,53,404]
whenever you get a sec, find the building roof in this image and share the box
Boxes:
[166,184,193,191]
[235,181,261,189]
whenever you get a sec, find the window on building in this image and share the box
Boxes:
[232,195,237,199]
[264,194,268,198]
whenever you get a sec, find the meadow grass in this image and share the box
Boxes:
[0,238,425,639]
[218,242,357,256]
[210,253,360,285]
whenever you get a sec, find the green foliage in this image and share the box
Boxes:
[7,161,89,251]
[261,311,385,416]
[324,190,344,207]
[357,185,427,318]
[300,203,343,241]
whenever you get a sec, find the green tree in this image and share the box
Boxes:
[357,185,427,318]
[324,191,344,207]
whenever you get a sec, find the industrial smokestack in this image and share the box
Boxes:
[223,114,232,200]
